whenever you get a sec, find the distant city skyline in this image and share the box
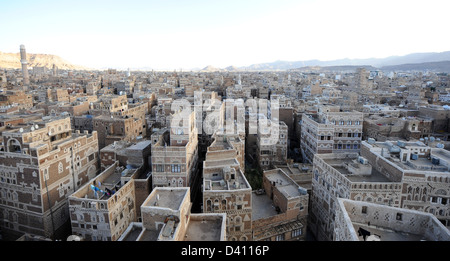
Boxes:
[1,0,450,70]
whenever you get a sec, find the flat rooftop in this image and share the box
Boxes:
[184,215,225,241]
[83,167,124,200]
[203,168,250,191]
[138,229,159,241]
[127,140,152,150]
[100,140,130,152]
[203,158,239,168]
[143,188,188,210]
[353,222,427,241]
[120,223,144,241]
[324,158,393,183]
[364,141,450,173]
[252,191,279,220]
[275,164,313,190]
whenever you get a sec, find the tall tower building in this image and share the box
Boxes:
[52,64,58,76]
[20,45,30,87]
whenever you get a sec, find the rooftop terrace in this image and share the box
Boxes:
[252,191,279,220]
[323,157,393,183]
[184,214,226,241]
[363,140,450,173]
[143,188,188,210]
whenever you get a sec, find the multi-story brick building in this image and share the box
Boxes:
[151,111,199,191]
[300,106,363,163]
[93,115,146,149]
[70,94,149,150]
[363,114,432,141]
[119,187,226,241]
[68,161,138,241]
[99,140,152,219]
[257,119,288,170]
[310,152,403,241]
[310,138,450,241]
[0,116,99,240]
[202,163,252,241]
[361,139,450,230]
[334,198,450,241]
[252,168,309,241]
[201,129,252,241]
[0,90,33,110]
[47,100,90,117]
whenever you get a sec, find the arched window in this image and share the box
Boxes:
[7,139,21,153]
[214,199,220,210]
[206,199,212,212]
[222,199,227,210]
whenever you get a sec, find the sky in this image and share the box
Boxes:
[1,0,450,70]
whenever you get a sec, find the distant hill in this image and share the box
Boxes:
[200,65,226,72]
[0,51,88,70]
[380,61,450,73]
[218,51,450,72]
[291,65,377,72]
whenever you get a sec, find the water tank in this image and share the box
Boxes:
[431,157,440,165]
[298,187,307,195]
[389,145,401,153]
[411,154,419,160]
[436,143,444,149]
[368,138,376,144]
[359,156,369,164]
[397,141,406,147]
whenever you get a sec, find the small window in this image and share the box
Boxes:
[396,213,403,221]
[362,206,368,214]
[292,229,302,238]
[275,234,285,241]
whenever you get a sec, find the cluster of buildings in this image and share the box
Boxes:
[0,45,449,241]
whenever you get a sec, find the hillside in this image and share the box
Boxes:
[234,51,450,72]
[0,51,88,70]
[380,61,450,73]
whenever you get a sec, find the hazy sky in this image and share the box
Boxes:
[1,0,449,70]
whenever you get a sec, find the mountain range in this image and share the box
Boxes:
[0,51,88,70]
[2,50,450,73]
[229,51,450,72]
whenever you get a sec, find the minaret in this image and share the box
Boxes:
[20,45,30,86]
[52,64,58,76]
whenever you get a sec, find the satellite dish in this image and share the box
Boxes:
[35,124,39,129]
[31,126,35,131]
[19,128,23,133]
[48,131,52,136]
